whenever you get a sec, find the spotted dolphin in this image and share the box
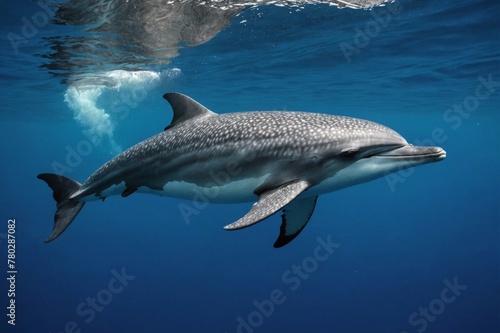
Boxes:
[38,92,446,247]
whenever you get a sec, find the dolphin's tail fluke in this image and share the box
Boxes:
[37,173,85,243]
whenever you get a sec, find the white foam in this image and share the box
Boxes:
[64,68,182,154]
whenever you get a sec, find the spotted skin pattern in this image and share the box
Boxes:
[76,110,406,200]
[38,93,445,245]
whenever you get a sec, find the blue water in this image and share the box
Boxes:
[1,0,499,332]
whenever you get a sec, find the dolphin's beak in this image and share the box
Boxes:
[375,145,446,163]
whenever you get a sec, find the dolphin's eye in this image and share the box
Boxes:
[340,149,358,158]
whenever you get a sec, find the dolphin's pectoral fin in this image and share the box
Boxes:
[121,185,137,197]
[274,196,318,248]
[223,180,310,231]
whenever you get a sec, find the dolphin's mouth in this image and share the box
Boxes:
[375,145,446,161]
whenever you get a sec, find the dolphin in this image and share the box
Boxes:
[38,92,446,247]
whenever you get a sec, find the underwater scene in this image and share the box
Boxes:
[0,0,499,332]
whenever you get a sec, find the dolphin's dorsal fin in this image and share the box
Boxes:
[163,92,216,130]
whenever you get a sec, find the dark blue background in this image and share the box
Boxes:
[0,1,498,332]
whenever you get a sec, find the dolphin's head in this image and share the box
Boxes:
[316,117,446,191]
